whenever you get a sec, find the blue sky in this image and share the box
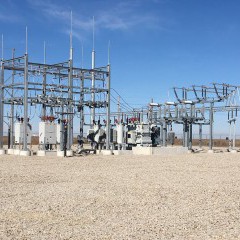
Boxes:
[1,0,240,135]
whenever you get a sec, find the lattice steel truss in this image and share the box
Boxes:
[0,52,111,151]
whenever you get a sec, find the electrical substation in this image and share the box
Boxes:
[1,24,240,157]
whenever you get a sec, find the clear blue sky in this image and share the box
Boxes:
[1,0,240,135]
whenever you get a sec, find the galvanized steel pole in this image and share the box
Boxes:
[106,64,111,149]
[209,102,213,150]
[23,53,28,151]
[0,59,4,149]
[10,49,15,149]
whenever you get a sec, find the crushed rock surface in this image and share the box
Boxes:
[0,153,240,239]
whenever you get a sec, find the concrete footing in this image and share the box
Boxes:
[113,150,133,155]
[14,149,20,155]
[0,149,6,155]
[208,149,214,154]
[37,150,46,157]
[7,149,14,155]
[101,150,113,155]
[20,150,31,156]
[132,146,188,156]
[57,151,65,157]
[67,150,73,157]
[96,149,113,155]
[57,150,73,157]
[230,149,237,154]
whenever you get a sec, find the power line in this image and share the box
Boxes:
[111,88,134,110]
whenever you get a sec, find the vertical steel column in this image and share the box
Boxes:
[228,121,232,149]
[0,59,4,149]
[67,12,74,151]
[23,53,28,151]
[189,104,193,150]
[42,43,46,118]
[209,102,213,150]
[184,120,189,148]
[60,106,64,151]
[140,108,144,122]
[79,71,84,140]
[10,49,15,149]
[182,120,186,147]
[163,121,167,147]
[199,123,202,149]
[117,96,121,122]
[233,120,236,149]
[162,106,167,147]
[67,57,73,149]
[106,64,111,150]
[160,123,163,146]
[91,50,95,127]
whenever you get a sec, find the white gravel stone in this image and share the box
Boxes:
[0,153,240,239]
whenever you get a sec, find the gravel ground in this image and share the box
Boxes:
[0,153,240,239]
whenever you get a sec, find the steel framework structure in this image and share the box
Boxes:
[0,51,111,152]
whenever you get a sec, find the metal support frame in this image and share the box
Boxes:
[10,49,15,149]
[67,57,73,150]
[23,53,29,151]
[209,102,213,150]
[0,59,4,149]
[106,64,111,149]
[199,123,202,149]
[0,49,110,153]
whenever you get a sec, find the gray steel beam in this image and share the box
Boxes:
[209,102,214,150]
[10,49,15,149]
[67,57,73,150]
[91,50,95,127]
[23,54,28,151]
[80,72,84,140]
[199,123,202,149]
[106,64,111,150]
[0,60,4,149]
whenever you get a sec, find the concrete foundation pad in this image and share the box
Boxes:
[67,150,73,157]
[101,150,113,155]
[57,150,73,157]
[0,149,6,155]
[230,149,237,154]
[113,150,133,155]
[37,150,46,157]
[57,151,65,157]
[20,150,31,156]
[208,150,214,154]
[132,146,152,155]
[38,151,58,157]
[153,146,188,155]
[132,146,189,156]
[96,150,101,154]
[14,149,20,155]
[7,149,14,155]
